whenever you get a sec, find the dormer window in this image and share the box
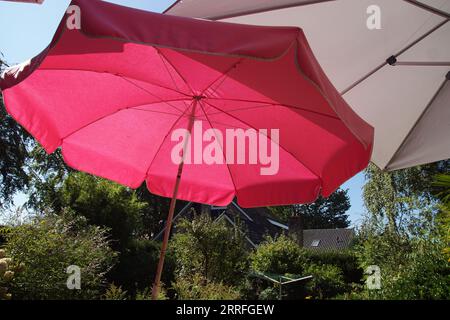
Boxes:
[311,239,321,247]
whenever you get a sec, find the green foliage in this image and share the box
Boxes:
[26,166,149,247]
[59,172,148,248]
[25,146,176,239]
[355,164,450,300]
[249,235,348,299]
[363,162,448,232]
[25,146,71,212]
[438,209,450,262]
[257,286,279,300]
[250,235,308,275]
[303,264,346,299]
[135,286,168,300]
[0,226,12,245]
[134,185,174,238]
[383,239,449,300]
[103,283,127,300]
[433,173,450,261]
[172,273,240,300]
[269,189,350,228]
[24,161,177,295]
[356,220,411,272]
[294,189,351,229]
[0,249,23,300]
[108,239,176,295]
[307,250,362,284]
[354,216,449,299]
[433,174,450,204]
[5,211,117,299]
[0,93,30,208]
[354,234,449,300]
[172,212,248,285]
[0,58,31,207]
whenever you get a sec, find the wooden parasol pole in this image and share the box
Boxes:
[151,99,197,300]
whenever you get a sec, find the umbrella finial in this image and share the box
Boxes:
[193,95,206,101]
[386,55,397,66]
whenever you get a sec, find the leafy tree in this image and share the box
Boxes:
[354,163,450,300]
[382,238,449,300]
[434,173,450,204]
[171,212,248,286]
[25,146,71,213]
[58,172,148,249]
[25,146,177,239]
[363,161,448,233]
[356,217,412,273]
[354,224,449,299]
[294,189,350,229]
[134,186,173,238]
[0,92,30,208]
[433,174,450,261]
[24,153,178,295]
[268,188,351,229]
[57,172,179,295]
[5,211,117,300]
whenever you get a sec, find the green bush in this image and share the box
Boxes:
[172,273,240,300]
[249,235,349,299]
[354,163,450,300]
[358,238,450,300]
[354,214,450,300]
[5,211,117,299]
[59,172,148,249]
[250,235,309,275]
[304,264,346,299]
[249,235,310,300]
[172,213,248,286]
[0,248,23,300]
[258,286,279,300]
[135,286,168,300]
[108,239,176,296]
[0,226,12,246]
[307,250,362,284]
[103,283,127,300]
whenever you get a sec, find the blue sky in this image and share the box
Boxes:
[0,0,367,226]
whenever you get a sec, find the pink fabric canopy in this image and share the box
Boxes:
[0,0,373,207]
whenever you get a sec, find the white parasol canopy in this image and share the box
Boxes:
[0,0,44,3]
[165,0,450,171]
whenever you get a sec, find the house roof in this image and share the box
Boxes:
[212,203,286,247]
[303,228,354,251]
[154,202,354,250]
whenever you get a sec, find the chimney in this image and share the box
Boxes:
[289,215,304,247]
